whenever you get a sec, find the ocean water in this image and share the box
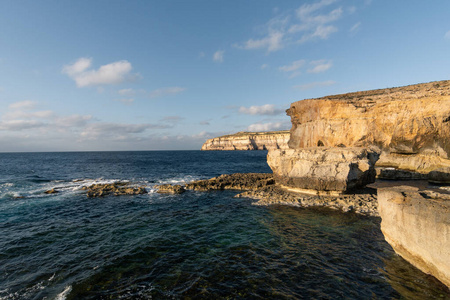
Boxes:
[0,151,449,300]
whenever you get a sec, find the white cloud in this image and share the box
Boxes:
[118,88,136,96]
[240,31,284,52]
[246,122,289,132]
[239,104,284,116]
[350,22,361,33]
[63,57,136,87]
[307,59,332,73]
[293,80,336,90]
[148,87,186,98]
[213,50,225,63]
[279,60,306,72]
[9,100,36,110]
[237,0,343,52]
[0,120,46,131]
[55,114,93,127]
[445,30,450,40]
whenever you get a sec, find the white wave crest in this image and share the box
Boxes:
[54,285,72,300]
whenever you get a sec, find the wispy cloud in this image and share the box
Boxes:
[213,50,225,63]
[260,64,269,70]
[279,60,306,72]
[236,0,344,53]
[293,80,336,90]
[9,100,36,110]
[113,98,135,105]
[239,104,285,116]
[62,57,138,87]
[445,30,450,40]
[148,87,186,99]
[118,88,136,96]
[160,116,184,123]
[349,22,361,34]
[307,59,332,73]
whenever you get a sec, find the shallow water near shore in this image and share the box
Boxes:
[1,151,449,299]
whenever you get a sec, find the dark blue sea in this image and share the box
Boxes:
[0,151,449,299]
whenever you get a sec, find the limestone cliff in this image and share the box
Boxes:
[201,131,290,151]
[378,186,450,288]
[287,80,450,173]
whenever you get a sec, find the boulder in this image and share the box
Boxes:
[156,184,186,194]
[267,148,378,194]
[378,186,450,288]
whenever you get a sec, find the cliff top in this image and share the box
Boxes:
[215,130,290,139]
[297,80,450,103]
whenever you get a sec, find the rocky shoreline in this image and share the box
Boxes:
[155,172,379,216]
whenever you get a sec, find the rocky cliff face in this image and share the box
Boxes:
[267,148,377,194]
[287,80,450,173]
[201,131,290,151]
[378,186,450,288]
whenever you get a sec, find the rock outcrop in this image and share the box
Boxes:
[156,184,186,194]
[286,80,450,174]
[267,148,378,195]
[201,131,289,151]
[378,186,450,288]
[81,182,147,197]
[185,173,274,191]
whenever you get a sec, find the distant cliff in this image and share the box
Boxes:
[201,131,290,151]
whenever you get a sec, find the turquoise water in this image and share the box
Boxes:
[0,151,449,299]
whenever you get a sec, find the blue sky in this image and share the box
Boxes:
[0,0,449,151]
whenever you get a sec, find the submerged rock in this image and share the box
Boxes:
[44,188,59,194]
[156,184,185,194]
[82,182,147,197]
[378,186,450,288]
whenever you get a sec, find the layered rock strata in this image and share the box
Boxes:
[378,186,450,288]
[286,80,450,174]
[201,131,289,151]
[267,148,378,195]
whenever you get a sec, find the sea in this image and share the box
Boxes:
[0,151,449,300]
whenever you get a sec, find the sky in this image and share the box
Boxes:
[0,0,449,152]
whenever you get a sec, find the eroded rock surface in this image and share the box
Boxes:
[378,186,450,288]
[201,131,290,151]
[185,173,274,191]
[155,184,185,194]
[236,185,378,216]
[287,80,450,173]
[267,148,378,194]
[82,182,147,197]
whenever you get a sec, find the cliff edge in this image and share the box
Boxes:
[201,130,290,151]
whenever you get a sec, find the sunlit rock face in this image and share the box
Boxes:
[201,131,290,151]
[378,186,450,288]
[286,80,450,173]
[267,148,378,195]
